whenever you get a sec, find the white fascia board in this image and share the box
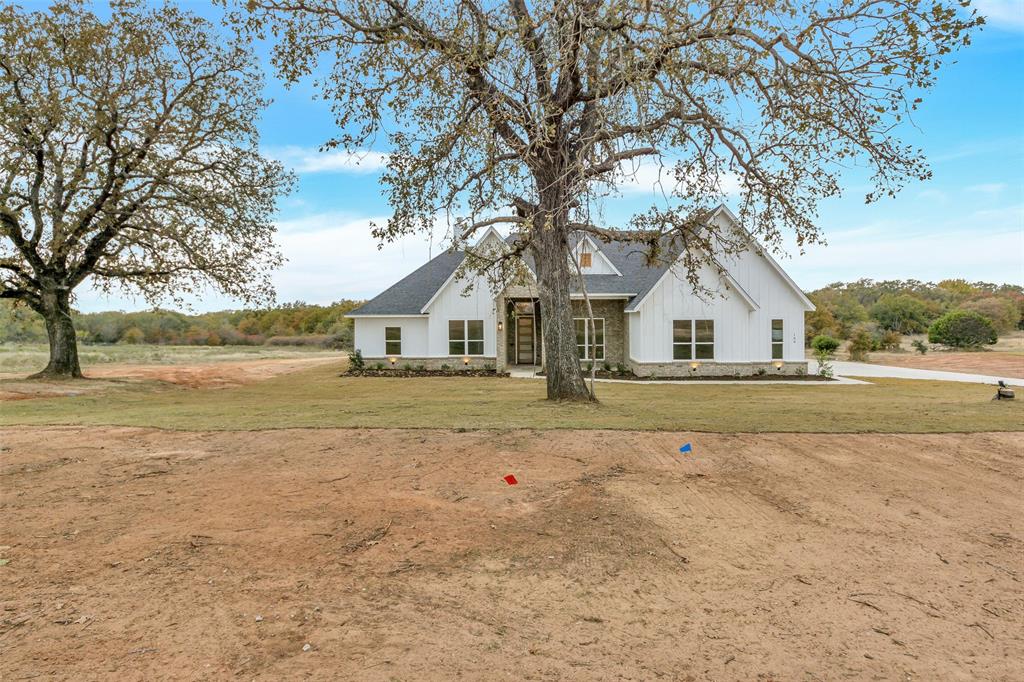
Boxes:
[346,313,428,318]
[419,226,513,314]
[710,204,815,311]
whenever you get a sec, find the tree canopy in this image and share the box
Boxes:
[0,0,292,376]
[242,0,979,400]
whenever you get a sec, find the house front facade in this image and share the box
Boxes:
[347,206,814,377]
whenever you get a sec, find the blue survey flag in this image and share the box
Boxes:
[679,443,693,454]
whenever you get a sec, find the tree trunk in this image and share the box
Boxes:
[33,289,83,379]
[530,193,593,402]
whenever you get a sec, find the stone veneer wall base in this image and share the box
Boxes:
[628,360,810,378]
[362,356,497,370]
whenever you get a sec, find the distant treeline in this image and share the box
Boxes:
[0,300,364,348]
[806,279,1023,344]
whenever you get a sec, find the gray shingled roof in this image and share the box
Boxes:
[347,234,674,316]
[346,248,465,316]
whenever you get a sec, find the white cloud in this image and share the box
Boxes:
[272,213,440,302]
[74,213,442,312]
[975,0,1024,31]
[966,182,1007,195]
[614,157,742,198]
[268,145,389,174]
[782,204,1024,289]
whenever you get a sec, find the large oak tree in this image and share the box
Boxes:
[0,1,291,378]
[242,0,977,401]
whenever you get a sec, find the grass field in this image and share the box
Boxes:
[2,358,1020,432]
[0,342,334,375]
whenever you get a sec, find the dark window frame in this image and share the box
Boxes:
[385,326,402,356]
[448,319,485,356]
[771,319,784,360]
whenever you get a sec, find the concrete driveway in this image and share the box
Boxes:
[810,360,1024,387]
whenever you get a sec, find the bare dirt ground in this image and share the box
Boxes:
[0,355,341,401]
[2,426,1021,680]
[865,351,1024,378]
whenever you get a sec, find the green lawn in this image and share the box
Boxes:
[1,361,1020,433]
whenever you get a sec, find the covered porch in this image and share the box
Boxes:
[495,290,544,373]
[494,287,628,374]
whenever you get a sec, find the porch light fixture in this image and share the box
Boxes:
[773,361,783,371]
[388,357,397,366]
[497,321,503,332]
[689,362,699,372]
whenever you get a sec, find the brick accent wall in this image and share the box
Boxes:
[571,299,626,366]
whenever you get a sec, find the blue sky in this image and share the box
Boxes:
[66,1,1024,312]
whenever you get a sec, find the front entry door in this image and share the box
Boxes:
[516,316,535,364]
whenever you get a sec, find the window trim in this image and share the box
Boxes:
[574,317,605,361]
[384,326,402,356]
[448,319,485,356]
[672,319,715,361]
[771,318,784,360]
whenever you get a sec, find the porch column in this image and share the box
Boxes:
[495,294,506,372]
[537,298,546,370]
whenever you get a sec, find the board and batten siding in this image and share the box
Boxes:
[423,271,498,357]
[628,255,807,364]
[353,317,429,357]
[571,236,619,275]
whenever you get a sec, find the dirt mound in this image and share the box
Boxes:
[2,427,1021,680]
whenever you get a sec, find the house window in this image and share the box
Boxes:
[449,320,484,355]
[771,319,784,360]
[673,320,715,360]
[574,318,605,360]
[579,251,592,268]
[385,326,401,356]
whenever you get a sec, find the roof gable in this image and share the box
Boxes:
[349,206,812,316]
[571,234,622,276]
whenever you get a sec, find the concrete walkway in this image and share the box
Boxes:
[810,360,1024,387]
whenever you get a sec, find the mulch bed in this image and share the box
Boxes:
[344,369,510,378]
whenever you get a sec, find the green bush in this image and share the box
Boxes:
[847,325,874,361]
[911,339,928,354]
[348,348,365,369]
[928,310,997,348]
[958,297,1019,333]
[810,335,840,354]
[875,329,902,352]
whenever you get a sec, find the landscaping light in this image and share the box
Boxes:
[773,361,783,371]
[689,362,699,372]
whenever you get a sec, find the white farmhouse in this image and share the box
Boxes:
[347,205,814,377]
